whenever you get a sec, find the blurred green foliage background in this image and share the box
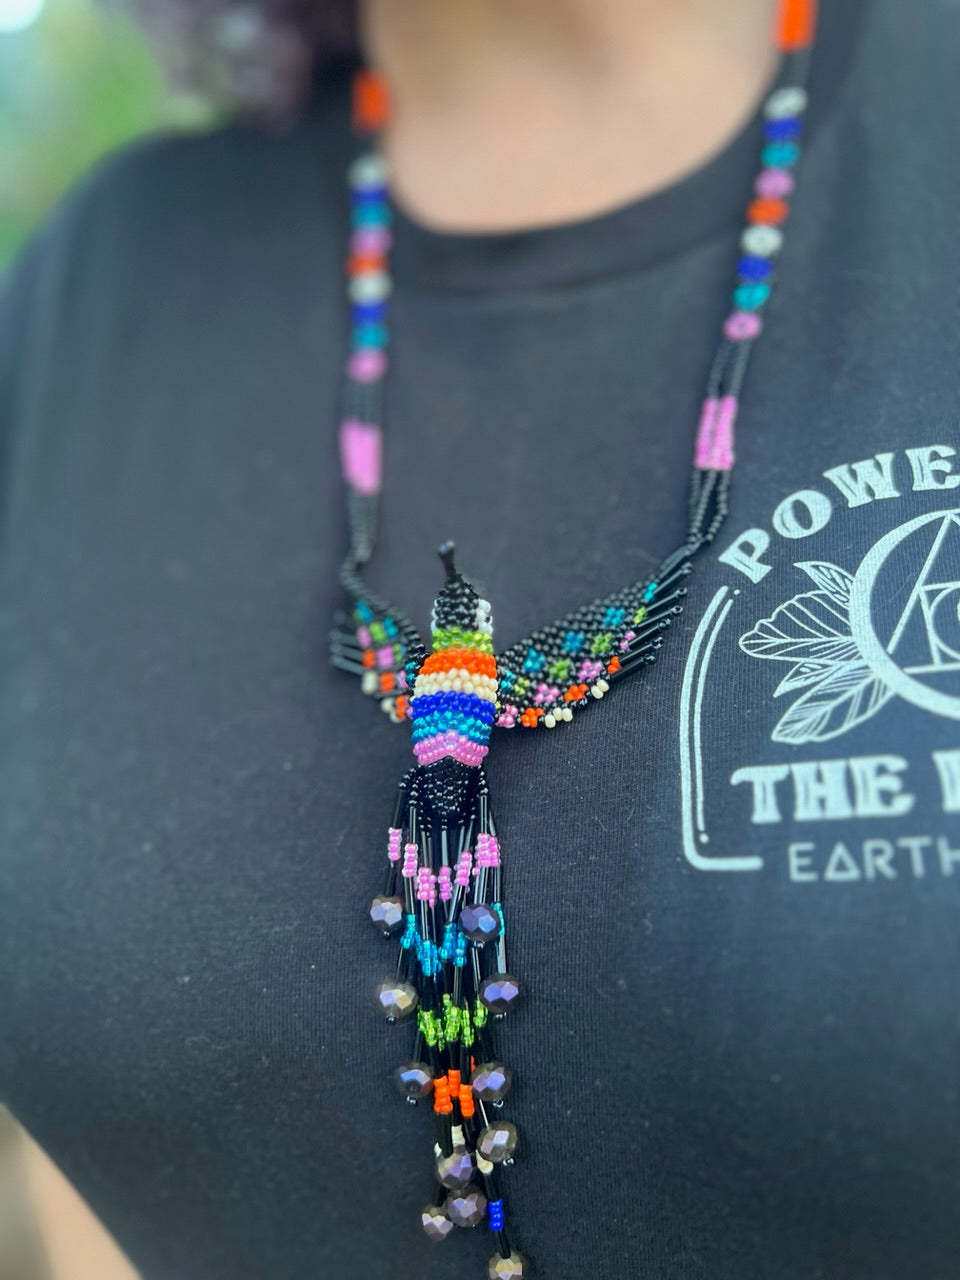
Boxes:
[0,0,215,266]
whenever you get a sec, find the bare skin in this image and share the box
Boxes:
[360,0,779,232]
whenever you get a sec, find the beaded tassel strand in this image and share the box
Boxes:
[369,548,525,1276]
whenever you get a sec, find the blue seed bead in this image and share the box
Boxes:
[351,188,387,208]
[351,300,387,325]
[352,321,389,349]
[488,1200,505,1232]
[350,181,388,201]
[761,141,799,169]
[733,282,771,311]
[763,117,802,141]
[736,254,772,281]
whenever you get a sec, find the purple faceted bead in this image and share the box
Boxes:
[375,979,418,1021]
[420,1204,455,1242]
[477,1120,518,1163]
[470,1061,512,1102]
[487,1251,527,1278]
[436,1145,475,1190]
[459,902,501,944]
[393,1060,433,1099]
[369,894,404,934]
[445,1188,487,1228]
[479,973,520,1015]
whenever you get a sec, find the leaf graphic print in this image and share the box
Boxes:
[739,589,858,664]
[772,661,834,697]
[771,660,895,744]
[794,561,855,606]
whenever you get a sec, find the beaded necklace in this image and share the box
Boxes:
[330,3,818,1274]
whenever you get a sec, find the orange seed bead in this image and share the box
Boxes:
[352,70,390,132]
[346,253,386,277]
[776,0,817,51]
[748,197,790,226]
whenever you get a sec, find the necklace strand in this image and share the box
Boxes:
[332,3,818,1274]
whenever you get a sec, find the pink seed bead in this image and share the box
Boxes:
[402,843,418,878]
[387,827,402,861]
[347,348,388,383]
[339,419,382,496]
[438,867,453,901]
[416,867,436,901]
[476,835,501,868]
[754,167,795,199]
[351,227,392,256]
[694,397,719,469]
[455,852,473,887]
[723,310,763,342]
[709,395,738,471]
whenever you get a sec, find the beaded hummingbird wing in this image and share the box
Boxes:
[330,572,426,723]
[493,564,690,729]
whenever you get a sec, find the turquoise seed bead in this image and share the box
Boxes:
[351,202,392,229]
[733,282,771,311]
[761,141,799,169]
[352,321,389,349]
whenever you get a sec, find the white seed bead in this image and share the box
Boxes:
[740,225,783,257]
[348,271,392,304]
[763,86,808,120]
[597,679,610,693]
[413,671,498,701]
[544,714,556,728]
[561,707,573,722]
[590,684,605,699]
[348,152,389,189]
[362,672,378,695]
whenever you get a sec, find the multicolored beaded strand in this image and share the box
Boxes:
[330,3,818,1275]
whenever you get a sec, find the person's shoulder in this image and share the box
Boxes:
[48,121,318,271]
[0,111,340,430]
[6,107,340,307]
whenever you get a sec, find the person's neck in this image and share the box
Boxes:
[360,0,779,233]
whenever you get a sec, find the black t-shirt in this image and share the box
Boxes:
[2,4,959,1277]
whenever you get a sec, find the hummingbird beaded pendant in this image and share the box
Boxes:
[331,6,816,1271]
[330,541,690,1275]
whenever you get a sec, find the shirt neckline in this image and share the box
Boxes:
[318,1,863,295]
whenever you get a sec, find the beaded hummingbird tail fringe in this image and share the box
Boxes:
[330,4,818,1274]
